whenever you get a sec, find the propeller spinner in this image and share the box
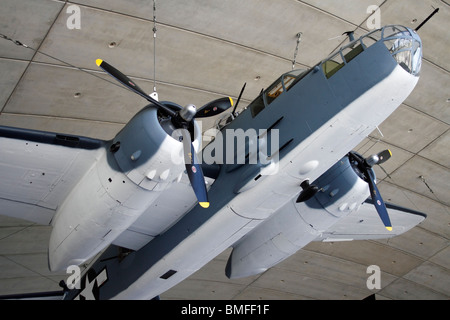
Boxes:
[96,59,234,208]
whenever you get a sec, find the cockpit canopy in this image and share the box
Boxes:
[248,25,422,119]
[322,25,422,79]
[249,69,307,118]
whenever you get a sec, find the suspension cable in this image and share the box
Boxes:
[292,32,303,70]
[152,0,157,93]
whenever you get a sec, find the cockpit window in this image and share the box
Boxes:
[265,77,285,105]
[322,41,364,79]
[250,69,307,117]
[265,70,305,104]
[249,93,265,118]
[382,25,408,38]
[383,29,422,76]
[322,52,345,79]
[361,29,382,49]
[342,44,364,63]
[322,44,364,79]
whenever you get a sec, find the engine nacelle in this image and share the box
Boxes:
[49,104,201,271]
[299,154,371,228]
[226,153,372,279]
[111,105,201,190]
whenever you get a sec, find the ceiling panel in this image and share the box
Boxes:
[404,61,450,125]
[389,155,450,206]
[377,104,448,153]
[377,182,449,239]
[34,3,292,100]
[419,129,450,168]
[4,63,146,123]
[0,0,64,60]
[301,0,385,25]
[0,58,28,110]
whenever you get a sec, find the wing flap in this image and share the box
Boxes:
[0,126,105,225]
[315,200,426,242]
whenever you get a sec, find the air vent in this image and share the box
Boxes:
[160,269,177,280]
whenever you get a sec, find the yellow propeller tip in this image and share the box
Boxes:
[386,226,393,231]
[229,97,234,107]
[96,59,103,67]
[199,202,210,208]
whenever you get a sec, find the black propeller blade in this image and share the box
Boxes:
[182,133,209,208]
[196,97,234,118]
[96,59,209,208]
[364,149,392,167]
[375,149,392,165]
[95,59,176,117]
[366,168,392,231]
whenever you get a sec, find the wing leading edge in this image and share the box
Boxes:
[0,126,105,225]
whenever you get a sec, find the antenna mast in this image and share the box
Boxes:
[415,7,439,31]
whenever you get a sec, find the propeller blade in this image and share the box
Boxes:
[195,97,234,118]
[96,59,211,207]
[181,130,209,208]
[366,169,392,231]
[96,59,176,117]
[376,149,392,165]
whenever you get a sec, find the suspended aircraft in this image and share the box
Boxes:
[0,25,427,300]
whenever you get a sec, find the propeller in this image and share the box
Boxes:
[348,150,393,231]
[95,59,235,209]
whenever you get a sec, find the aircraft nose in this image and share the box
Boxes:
[383,26,423,77]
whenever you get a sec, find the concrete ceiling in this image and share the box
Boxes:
[0,0,448,300]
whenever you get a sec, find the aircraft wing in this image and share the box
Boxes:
[226,199,426,279]
[0,126,105,225]
[314,200,427,242]
[112,172,214,251]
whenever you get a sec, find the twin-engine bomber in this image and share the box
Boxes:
[0,25,426,299]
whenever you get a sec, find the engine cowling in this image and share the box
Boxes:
[300,154,371,225]
[111,103,201,190]
[49,104,201,271]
